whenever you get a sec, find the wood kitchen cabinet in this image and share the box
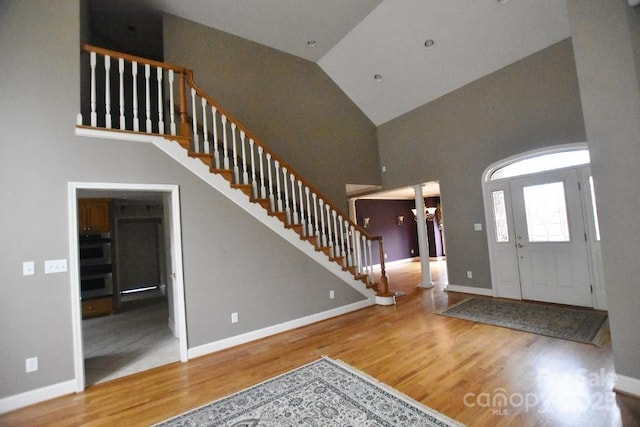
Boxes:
[78,198,112,233]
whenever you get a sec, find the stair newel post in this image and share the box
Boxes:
[119,58,126,130]
[376,237,390,296]
[211,106,220,168]
[366,238,374,282]
[325,204,333,256]
[132,61,139,131]
[221,115,230,169]
[305,188,313,237]
[249,138,258,198]
[190,88,199,152]
[266,153,275,211]
[258,146,267,199]
[177,71,189,138]
[312,193,320,245]
[104,55,112,129]
[282,167,291,224]
[156,67,165,134]
[201,97,209,154]
[354,229,363,275]
[288,174,297,224]
[90,51,97,127]
[144,64,152,133]
[318,199,327,247]
[167,69,175,135]
[274,160,283,211]
[240,131,249,185]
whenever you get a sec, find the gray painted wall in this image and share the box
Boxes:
[567,0,640,383]
[0,0,364,399]
[377,38,586,288]
[162,15,381,212]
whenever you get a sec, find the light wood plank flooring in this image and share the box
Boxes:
[2,260,639,426]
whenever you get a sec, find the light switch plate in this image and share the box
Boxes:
[474,223,483,231]
[44,259,67,274]
[23,261,35,276]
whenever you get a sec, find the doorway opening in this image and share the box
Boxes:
[68,183,188,392]
[482,144,606,309]
[347,181,447,292]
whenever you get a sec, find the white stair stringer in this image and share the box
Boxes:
[76,127,377,304]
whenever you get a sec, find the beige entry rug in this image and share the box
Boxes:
[155,356,463,426]
[439,297,608,346]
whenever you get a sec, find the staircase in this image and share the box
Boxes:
[76,44,394,305]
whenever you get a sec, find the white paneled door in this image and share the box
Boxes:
[509,169,592,307]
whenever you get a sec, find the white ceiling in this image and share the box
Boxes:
[91,0,571,126]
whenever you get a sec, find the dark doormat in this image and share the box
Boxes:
[439,297,608,346]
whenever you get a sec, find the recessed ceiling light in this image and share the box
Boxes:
[374,74,384,82]
[424,39,436,49]
[306,40,317,47]
[497,0,511,4]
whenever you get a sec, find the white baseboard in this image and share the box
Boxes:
[445,284,494,297]
[188,300,371,359]
[0,379,76,414]
[615,373,640,398]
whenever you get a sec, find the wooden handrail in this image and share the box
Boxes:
[81,44,188,73]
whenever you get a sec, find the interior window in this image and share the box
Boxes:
[589,176,601,241]
[491,150,590,180]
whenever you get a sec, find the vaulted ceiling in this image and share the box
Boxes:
[89,0,572,126]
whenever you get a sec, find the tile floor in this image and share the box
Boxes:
[82,297,180,386]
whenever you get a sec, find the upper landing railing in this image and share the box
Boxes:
[78,44,391,297]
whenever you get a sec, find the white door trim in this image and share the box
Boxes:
[68,182,188,392]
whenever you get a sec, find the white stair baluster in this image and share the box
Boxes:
[345,223,353,267]
[231,124,240,183]
[104,55,111,129]
[145,64,152,132]
[211,107,220,168]
[201,97,209,154]
[90,52,97,126]
[274,160,283,211]
[132,61,139,132]
[190,88,199,152]
[222,115,230,169]
[249,139,257,198]
[240,131,249,184]
[331,210,338,258]
[338,216,346,266]
[282,168,291,224]
[325,203,332,253]
[258,147,267,199]
[297,181,305,234]
[266,153,275,211]
[157,67,164,134]
[168,69,176,135]
[305,188,313,236]
[312,193,320,245]
[318,200,327,247]
[119,58,126,130]
[289,175,298,224]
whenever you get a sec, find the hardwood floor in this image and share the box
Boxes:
[2,260,639,426]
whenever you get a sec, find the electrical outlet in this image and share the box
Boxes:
[231,312,239,323]
[474,223,483,231]
[410,249,415,255]
[26,357,38,373]
[44,259,67,274]
[329,290,335,299]
[23,261,35,276]
[467,271,473,279]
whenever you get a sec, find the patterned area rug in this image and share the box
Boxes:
[156,357,463,426]
[439,297,608,345]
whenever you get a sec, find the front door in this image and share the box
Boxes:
[509,168,592,307]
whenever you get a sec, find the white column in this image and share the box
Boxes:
[414,185,434,288]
